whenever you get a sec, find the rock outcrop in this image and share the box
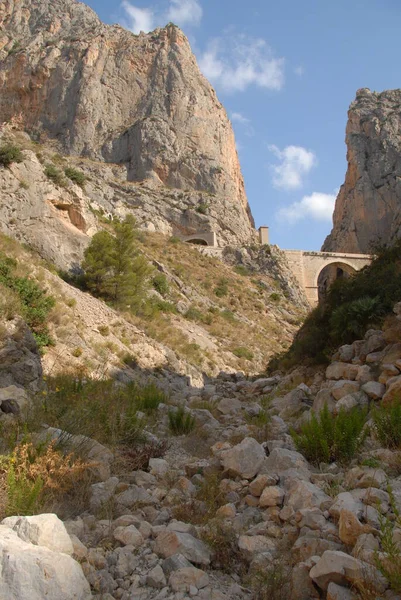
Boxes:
[323,88,401,253]
[0,0,255,246]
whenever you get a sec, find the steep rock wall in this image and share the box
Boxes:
[323,88,401,253]
[0,0,255,245]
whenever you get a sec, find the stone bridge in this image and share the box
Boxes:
[283,250,372,305]
[180,229,372,306]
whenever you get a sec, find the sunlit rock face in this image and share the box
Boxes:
[323,88,401,253]
[0,0,255,246]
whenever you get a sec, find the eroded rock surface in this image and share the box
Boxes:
[323,88,401,253]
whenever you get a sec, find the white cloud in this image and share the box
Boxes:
[167,0,202,26]
[231,112,250,125]
[269,144,316,190]
[277,192,336,224]
[121,1,154,33]
[198,35,285,93]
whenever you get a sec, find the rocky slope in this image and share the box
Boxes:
[3,302,401,599]
[0,0,255,246]
[323,88,401,253]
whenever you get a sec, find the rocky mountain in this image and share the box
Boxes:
[323,88,401,253]
[0,0,255,246]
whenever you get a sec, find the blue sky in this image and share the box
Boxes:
[83,0,401,250]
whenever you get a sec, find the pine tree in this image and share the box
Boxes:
[82,216,151,309]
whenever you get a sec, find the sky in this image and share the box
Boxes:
[83,0,401,250]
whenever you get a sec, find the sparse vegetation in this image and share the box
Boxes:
[64,166,86,187]
[234,265,250,276]
[372,399,401,449]
[214,278,229,297]
[44,163,66,187]
[233,346,254,360]
[196,202,209,215]
[0,143,23,167]
[152,273,169,296]
[0,252,55,348]
[292,403,368,465]
[168,407,196,435]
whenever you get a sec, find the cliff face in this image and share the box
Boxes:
[0,0,255,245]
[323,88,401,253]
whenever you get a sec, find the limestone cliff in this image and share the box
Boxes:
[323,88,401,253]
[0,0,255,246]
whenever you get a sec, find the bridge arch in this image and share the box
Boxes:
[283,250,372,306]
[316,260,357,302]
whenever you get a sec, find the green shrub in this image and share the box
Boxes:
[168,407,195,435]
[220,309,236,322]
[64,167,86,187]
[214,278,228,297]
[330,296,383,342]
[152,273,169,296]
[196,203,209,215]
[292,403,368,465]
[269,292,281,302]
[234,265,250,276]
[168,236,181,244]
[0,253,55,349]
[0,143,23,167]
[372,400,401,448]
[44,164,65,187]
[233,346,254,360]
[136,383,168,414]
[375,487,401,593]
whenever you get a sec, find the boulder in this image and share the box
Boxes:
[89,477,119,512]
[149,458,169,477]
[327,582,353,600]
[169,567,209,592]
[326,363,359,381]
[113,525,143,547]
[259,448,309,475]
[154,531,211,565]
[2,514,73,555]
[259,486,285,508]
[238,535,276,559]
[309,550,386,593]
[162,553,193,575]
[338,509,375,547]
[383,375,401,405]
[0,524,91,600]
[146,565,167,589]
[284,479,332,512]
[361,381,385,400]
[217,398,242,415]
[249,474,278,497]
[312,388,336,414]
[331,381,360,401]
[220,437,265,479]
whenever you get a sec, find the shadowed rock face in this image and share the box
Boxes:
[0,0,255,245]
[323,88,401,253]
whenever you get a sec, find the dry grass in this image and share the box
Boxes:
[0,441,92,519]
